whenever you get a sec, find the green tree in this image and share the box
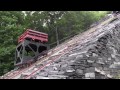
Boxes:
[0,11,25,75]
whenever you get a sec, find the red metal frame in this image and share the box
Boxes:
[18,29,48,43]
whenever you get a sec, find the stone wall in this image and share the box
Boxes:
[63,20,120,79]
[32,18,120,79]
